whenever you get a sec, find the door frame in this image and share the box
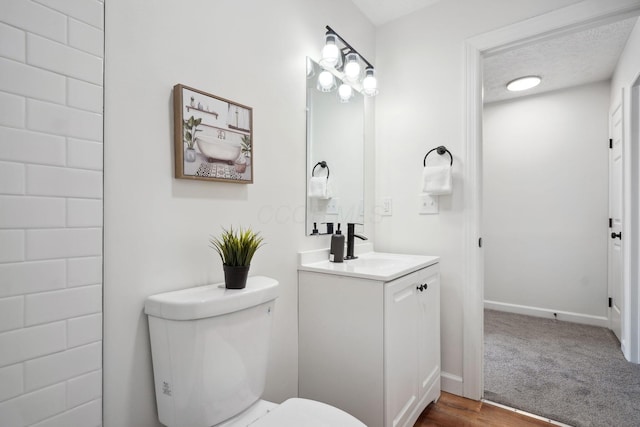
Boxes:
[629,73,640,362]
[462,0,640,400]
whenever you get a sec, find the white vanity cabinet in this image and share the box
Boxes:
[298,262,440,427]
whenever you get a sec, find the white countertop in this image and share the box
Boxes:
[298,245,439,281]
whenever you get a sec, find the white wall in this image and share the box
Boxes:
[0,0,104,426]
[373,0,584,393]
[483,81,610,323]
[103,1,374,426]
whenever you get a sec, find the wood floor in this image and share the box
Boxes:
[414,392,558,427]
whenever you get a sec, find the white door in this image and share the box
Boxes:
[609,100,623,342]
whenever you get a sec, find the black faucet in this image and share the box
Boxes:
[345,223,368,260]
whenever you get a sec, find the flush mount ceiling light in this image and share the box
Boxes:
[317,25,378,99]
[506,75,541,92]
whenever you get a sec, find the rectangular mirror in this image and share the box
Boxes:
[306,58,365,236]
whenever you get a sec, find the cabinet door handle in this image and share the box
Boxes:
[416,284,428,292]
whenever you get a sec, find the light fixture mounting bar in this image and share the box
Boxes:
[325,25,374,70]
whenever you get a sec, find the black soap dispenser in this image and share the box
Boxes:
[329,223,345,263]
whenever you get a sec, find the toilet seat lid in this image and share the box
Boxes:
[250,398,366,427]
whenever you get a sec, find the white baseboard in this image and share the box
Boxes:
[440,371,463,396]
[484,300,609,328]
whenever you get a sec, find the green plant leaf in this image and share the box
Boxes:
[209,226,264,266]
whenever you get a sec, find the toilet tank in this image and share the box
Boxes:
[144,276,279,427]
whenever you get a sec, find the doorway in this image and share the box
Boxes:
[462,0,640,402]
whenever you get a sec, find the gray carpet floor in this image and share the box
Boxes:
[484,309,640,427]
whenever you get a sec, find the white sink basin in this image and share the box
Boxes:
[298,250,439,281]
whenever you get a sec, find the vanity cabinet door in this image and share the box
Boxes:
[384,271,420,427]
[417,267,440,403]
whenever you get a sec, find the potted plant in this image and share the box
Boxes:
[210,226,264,289]
[183,115,202,162]
[235,155,247,173]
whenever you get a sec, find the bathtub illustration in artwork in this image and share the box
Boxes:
[195,134,242,164]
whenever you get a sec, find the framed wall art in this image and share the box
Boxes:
[173,84,253,183]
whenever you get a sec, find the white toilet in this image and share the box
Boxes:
[144,275,365,427]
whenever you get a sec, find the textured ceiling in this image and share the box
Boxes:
[351,0,442,26]
[483,18,638,104]
[351,2,637,104]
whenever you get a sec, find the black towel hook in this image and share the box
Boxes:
[423,145,453,167]
[312,161,330,179]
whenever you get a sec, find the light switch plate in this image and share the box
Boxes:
[382,197,392,216]
[326,198,339,215]
[419,194,438,214]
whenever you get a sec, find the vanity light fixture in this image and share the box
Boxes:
[506,75,541,92]
[317,25,378,98]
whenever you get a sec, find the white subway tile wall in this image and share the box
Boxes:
[0,91,26,128]
[0,128,67,166]
[0,384,67,426]
[0,23,26,63]
[0,162,26,195]
[0,0,103,425]
[0,58,67,103]
[0,296,24,333]
[66,370,101,408]
[0,364,24,402]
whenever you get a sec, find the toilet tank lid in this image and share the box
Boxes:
[144,276,279,320]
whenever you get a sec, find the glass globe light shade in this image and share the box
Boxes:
[320,34,341,68]
[338,83,353,103]
[344,53,361,81]
[362,68,378,96]
[317,70,336,92]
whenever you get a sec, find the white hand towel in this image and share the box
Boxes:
[422,165,452,195]
[309,176,330,199]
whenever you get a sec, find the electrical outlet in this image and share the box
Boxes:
[326,198,339,215]
[382,198,392,216]
[419,194,438,214]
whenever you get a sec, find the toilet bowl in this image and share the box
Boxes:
[144,276,365,427]
[216,397,365,427]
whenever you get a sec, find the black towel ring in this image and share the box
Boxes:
[423,146,453,167]
[312,161,330,179]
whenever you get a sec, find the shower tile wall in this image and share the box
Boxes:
[0,0,104,425]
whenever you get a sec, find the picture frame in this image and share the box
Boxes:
[173,84,253,183]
